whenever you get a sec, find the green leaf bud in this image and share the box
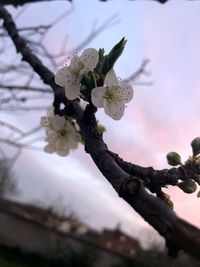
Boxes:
[177,179,197,194]
[97,124,106,134]
[94,48,105,74]
[101,37,127,75]
[191,137,200,156]
[166,152,182,166]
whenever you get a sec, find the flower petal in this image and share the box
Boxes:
[68,137,79,149]
[57,149,70,157]
[65,82,80,100]
[91,87,106,108]
[47,106,54,117]
[80,48,99,70]
[46,129,58,144]
[119,83,134,103]
[70,55,80,69]
[52,115,66,131]
[44,144,56,154]
[55,137,69,151]
[104,100,125,120]
[105,69,119,87]
[40,116,49,127]
[55,66,70,87]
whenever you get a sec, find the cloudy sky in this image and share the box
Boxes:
[2,0,200,248]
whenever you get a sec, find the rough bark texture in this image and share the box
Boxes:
[0,3,200,261]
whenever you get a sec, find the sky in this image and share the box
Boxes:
[1,0,200,248]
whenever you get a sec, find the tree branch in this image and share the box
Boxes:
[1,4,200,260]
[0,84,52,93]
[108,151,200,189]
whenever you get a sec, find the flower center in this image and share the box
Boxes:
[59,129,68,137]
[70,61,84,78]
[104,86,121,103]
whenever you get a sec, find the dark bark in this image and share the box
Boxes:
[108,151,200,188]
[1,4,200,260]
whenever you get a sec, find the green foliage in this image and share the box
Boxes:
[94,48,105,74]
[80,71,96,100]
[101,37,127,75]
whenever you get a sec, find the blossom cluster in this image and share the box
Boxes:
[55,48,133,120]
[42,42,133,156]
[41,107,80,156]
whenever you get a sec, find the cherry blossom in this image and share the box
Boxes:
[55,48,99,100]
[41,108,81,156]
[91,69,133,120]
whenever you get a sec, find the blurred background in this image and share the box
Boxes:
[0,0,200,266]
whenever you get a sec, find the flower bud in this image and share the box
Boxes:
[191,137,200,156]
[177,179,197,194]
[166,199,174,210]
[166,152,182,166]
[101,38,127,75]
[164,193,174,210]
[97,124,106,134]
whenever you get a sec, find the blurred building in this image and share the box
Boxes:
[99,227,140,257]
[0,198,140,266]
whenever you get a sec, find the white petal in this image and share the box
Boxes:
[40,116,49,127]
[104,101,125,120]
[105,69,119,87]
[55,66,70,87]
[55,137,69,151]
[80,48,99,70]
[68,137,79,149]
[46,129,58,144]
[52,115,66,131]
[73,132,81,143]
[47,106,54,117]
[79,68,89,78]
[119,83,134,103]
[70,55,81,69]
[91,87,106,108]
[65,82,80,100]
[64,121,74,132]
[44,144,56,154]
[57,149,70,157]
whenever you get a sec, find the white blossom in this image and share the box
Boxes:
[55,48,99,100]
[91,69,133,120]
[40,106,54,127]
[41,107,81,156]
